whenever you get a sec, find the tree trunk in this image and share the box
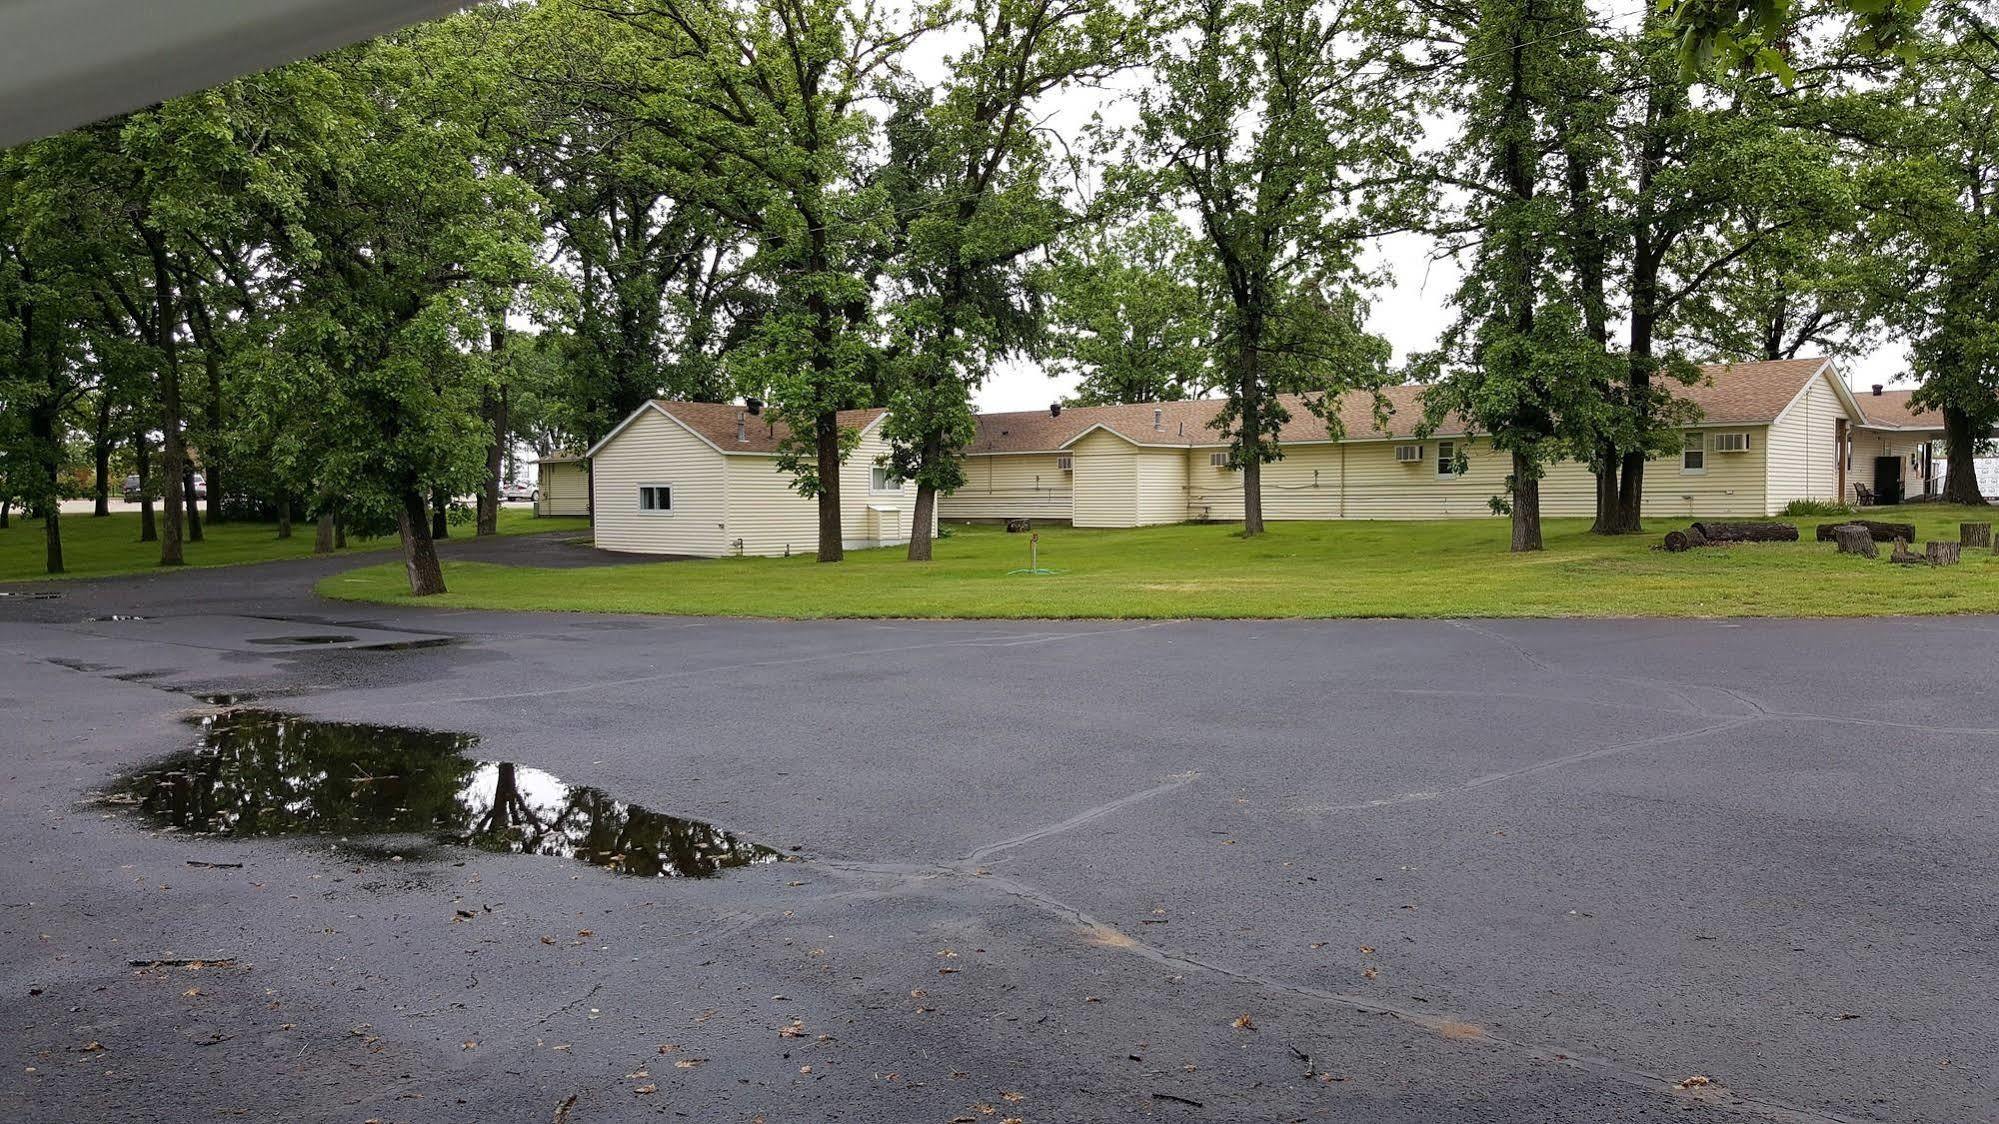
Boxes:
[477,387,504,536]
[1616,449,1647,533]
[815,410,843,562]
[906,483,938,561]
[314,512,335,554]
[335,513,347,549]
[183,469,203,542]
[431,488,449,540]
[1,499,9,528]
[398,490,448,596]
[134,421,156,542]
[43,502,63,575]
[142,226,186,566]
[1940,405,1987,505]
[200,312,225,523]
[1814,520,1914,543]
[906,428,943,562]
[1690,520,1799,543]
[1590,450,1619,534]
[1239,322,1265,537]
[478,325,507,537]
[276,496,291,539]
[92,395,113,517]
[1510,450,1542,551]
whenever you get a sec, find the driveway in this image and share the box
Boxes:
[1,543,1993,1123]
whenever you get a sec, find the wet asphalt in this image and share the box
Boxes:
[0,532,1994,1123]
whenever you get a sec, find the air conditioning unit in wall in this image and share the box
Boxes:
[1056,455,1073,472]
[1394,444,1423,463]
[1713,432,1751,453]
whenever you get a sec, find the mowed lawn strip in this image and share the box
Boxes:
[0,509,590,583]
[317,505,1999,619]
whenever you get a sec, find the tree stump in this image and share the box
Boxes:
[1889,537,1924,565]
[1815,520,1916,543]
[1663,529,1695,552]
[1833,525,1877,558]
[1927,541,1962,566]
[1004,518,1031,533]
[1960,522,1992,548]
[1691,521,1799,543]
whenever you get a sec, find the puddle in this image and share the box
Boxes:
[247,634,357,646]
[192,692,261,706]
[355,637,456,652]
[110,710,781,879]
[0,590,62,600]
[88,614,151,622]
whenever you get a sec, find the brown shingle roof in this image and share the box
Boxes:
[1853,387,1930,429]
[651,401,887,454]
[627,358,1846,460]
[1670,358,1835,426]
[965,361,1838,454]
[965,386,1455,452]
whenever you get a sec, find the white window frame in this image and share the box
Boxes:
[1436,440,1456,478]
[1394,443,1423,464]
[1209,451,1233,469]
[1681,432,1706,475]
[1056,454,1073,472]
[638,483,674,515]
[869,465,904,494]
[1713,431,1751,453]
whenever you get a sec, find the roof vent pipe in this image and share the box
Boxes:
[1154,408,1164,431]
[736,411,748,442]
[1871,384,1884,396]
[1050,403,1062,417]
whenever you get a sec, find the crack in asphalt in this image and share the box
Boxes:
[786,766,1863,1124]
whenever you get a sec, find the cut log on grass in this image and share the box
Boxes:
[1889,537,1924,565]
[1833,526,1877,558]
[1815,520,1916,543]
[1927,541,1962,566]
[1960,522,1992,548]
[1691,521,1799,543]
[1005,518,1031,533]
[1663,529,1695,552]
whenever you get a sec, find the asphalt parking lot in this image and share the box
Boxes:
[2,541,1994,1123]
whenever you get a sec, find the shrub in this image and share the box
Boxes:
[1782,499,1854,517]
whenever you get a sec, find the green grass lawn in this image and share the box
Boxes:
[0,508,590,583]
[316,504,1999,619]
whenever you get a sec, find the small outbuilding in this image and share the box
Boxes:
[585,401,932,557]
[534,455,591,517]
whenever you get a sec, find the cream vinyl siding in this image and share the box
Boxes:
[591,409,728,555]
[1186,444,1347,521]
[841,421,932,546]
[1069,429,1141,527]
[940,453,1074,521]
[535,460,590,517]
[1764,369,1844,509]
[1134,447,1189,524]
[1339,438,1512,519]
[1849,427,1933,500]
[722,456,818,556]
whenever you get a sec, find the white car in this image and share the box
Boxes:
[499,480,538,503]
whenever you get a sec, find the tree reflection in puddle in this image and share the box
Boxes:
[113,710,781,878]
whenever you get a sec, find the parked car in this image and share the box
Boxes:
[120,473,205,502]
[500,480,538,503]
